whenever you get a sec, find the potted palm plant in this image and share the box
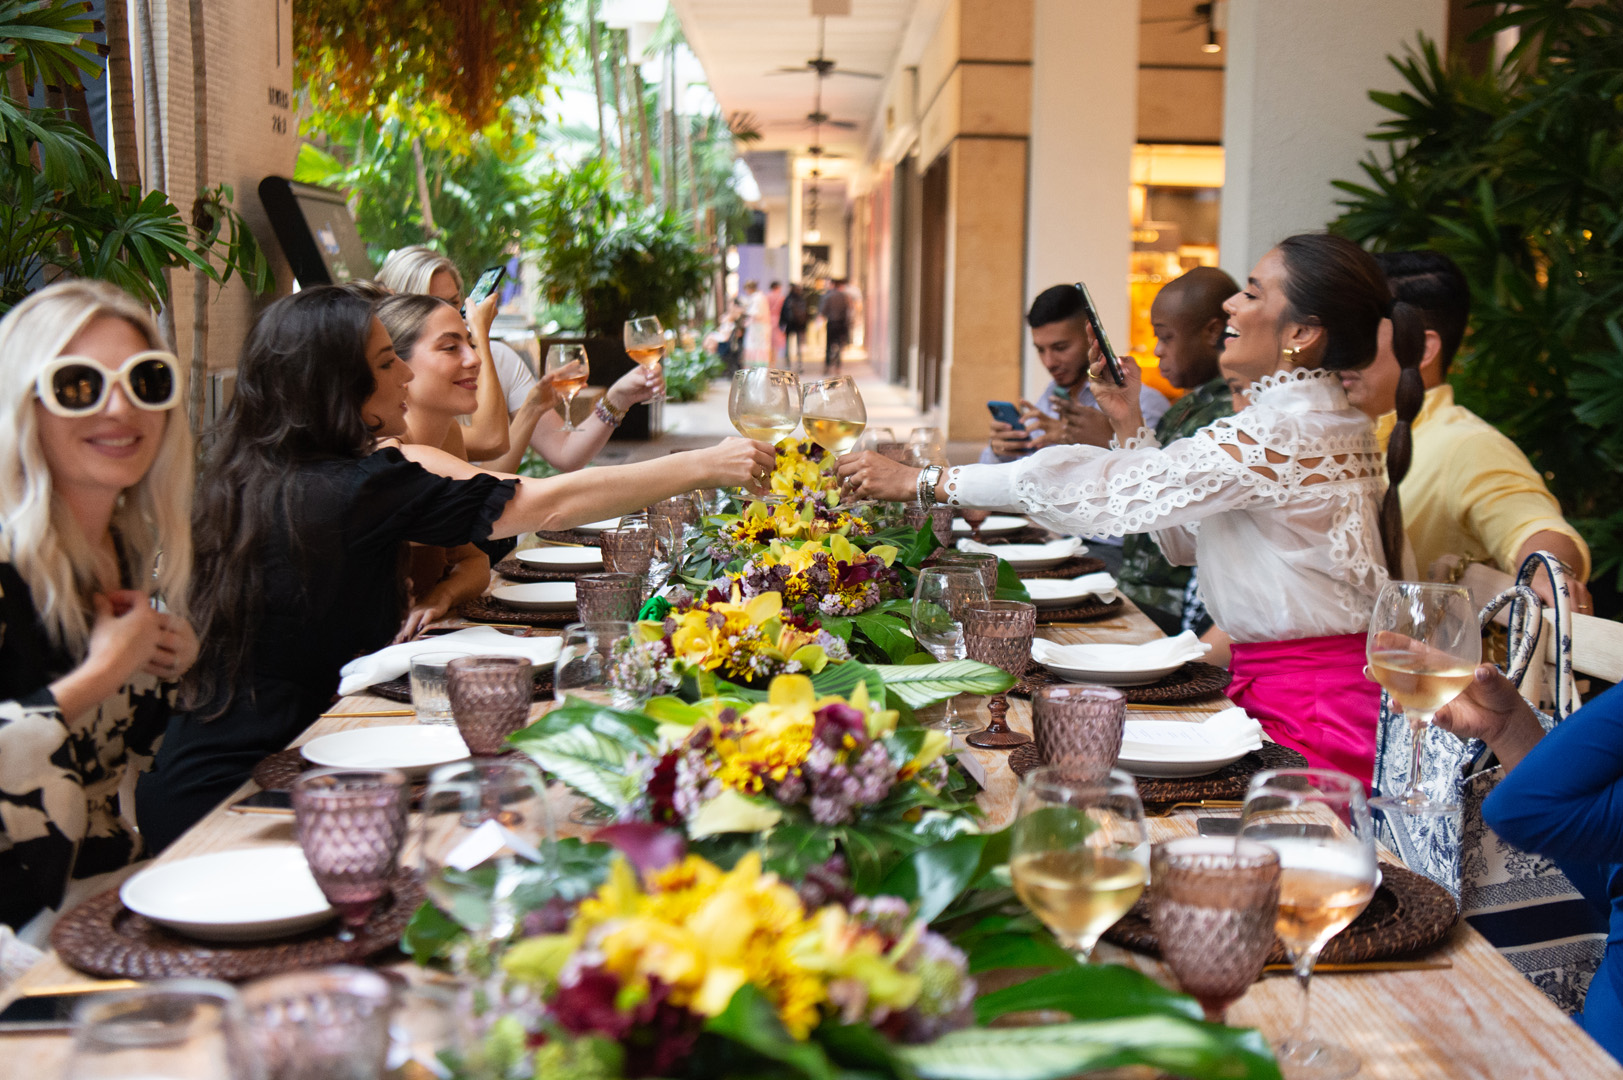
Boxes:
[531,159,713,439]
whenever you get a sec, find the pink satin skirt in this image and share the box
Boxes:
[1227,633,1381,787]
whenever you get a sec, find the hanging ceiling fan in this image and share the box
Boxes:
[765,18,884,80]
[1141,1,1223,53]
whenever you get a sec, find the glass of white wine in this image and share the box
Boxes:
[1009,766,1150,963]
[801,375,866,506]
[911,566,989,731]
[728,368,801,504]
[545,343,589,432]
[624,316,666,403]
[1240,768,1378,1080]
[1365,580,1480,816]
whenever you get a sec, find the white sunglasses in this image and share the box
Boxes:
[36,351,183,417]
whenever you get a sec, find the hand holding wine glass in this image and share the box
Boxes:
[1009,766,1149,963]
[1240,768,1378,1080]
[545,344,590,432]
[1365,581,1481,815]
[802,376,867,506]
[624,316,667,403]
[728,368,800,504]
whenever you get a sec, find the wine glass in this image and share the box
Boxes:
[728,368,800,504]
[545,344,589,432]
[624,316,666,403]
[1365,581,1481,816]
[905,425,946,467]
[290,768,410,941]
[417,758,556,947]
[241,966,396,1080]
[912,566,989,731]
[802,376,866,503]
[555,621,635,708]
[1149,837,1281,1024]
[1009,766,1150,962]
[1240,768,1378,1080]
[961,599,1036,749]
[68,980,260,1080]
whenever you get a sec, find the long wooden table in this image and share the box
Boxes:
[4,600,1617,1078]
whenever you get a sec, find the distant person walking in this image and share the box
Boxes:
[779,284,809,372]
[767,281,786,365]
[821,278,850,372]
[742,280,771,368]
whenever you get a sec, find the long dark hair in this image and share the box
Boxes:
[183,287,380,716]
[1275,234,1424,577]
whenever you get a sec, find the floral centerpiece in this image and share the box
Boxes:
[707,500,873,565]
[733,534,903,618]
[494,851,975,1078]
[416,832,1284,1080]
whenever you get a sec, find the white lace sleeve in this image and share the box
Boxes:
[942,430,1262,539]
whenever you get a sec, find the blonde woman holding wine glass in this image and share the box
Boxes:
[1239,769,1378,1080]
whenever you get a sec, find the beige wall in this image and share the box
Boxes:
[136,0,296,387]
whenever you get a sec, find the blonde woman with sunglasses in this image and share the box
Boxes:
[0,281,196,945]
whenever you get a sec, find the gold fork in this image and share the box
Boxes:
[1145,799,1245,817]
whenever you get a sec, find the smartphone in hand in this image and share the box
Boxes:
[1073,282,1127,387]
[987,400,1026,430]
[465,264,506,307]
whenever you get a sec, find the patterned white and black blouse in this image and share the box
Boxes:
[0,561,172,929]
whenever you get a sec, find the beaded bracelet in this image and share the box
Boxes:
[594,398,625,428]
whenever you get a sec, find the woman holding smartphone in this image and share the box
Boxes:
[839,234,1426,783]
[137,287,773,851]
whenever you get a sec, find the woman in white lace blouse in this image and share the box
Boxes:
[839,234,1427,782]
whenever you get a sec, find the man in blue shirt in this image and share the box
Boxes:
[980,284,1170,572]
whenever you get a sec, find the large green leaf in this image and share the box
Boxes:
[867,660,1015,709]
[876,832,988,922]
[898,1017,1280,1080]
[852,610,919,663]
[704,985,839,1080]
[514,727,643,808]
[974,965,1201,1024]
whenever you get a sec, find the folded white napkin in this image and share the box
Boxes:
[1025,573,1118,600]
[338,626,564,697]
[1120,706,1264,762]
[1030,629,1209,673]
[957,536,1085,559]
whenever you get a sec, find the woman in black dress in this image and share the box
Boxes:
[137,288,773,850]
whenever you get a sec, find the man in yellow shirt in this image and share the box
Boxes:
[1339,251,1592,610]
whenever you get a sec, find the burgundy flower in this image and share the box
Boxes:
[592,822,687,878]
[623,980,705,1077]
[520,895,577,936]
[551,968,632,1039]
[814,702,868,748]
[646,751,681,824]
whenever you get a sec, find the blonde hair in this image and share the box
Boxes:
[377,246,463,299]
[0,281,193,654]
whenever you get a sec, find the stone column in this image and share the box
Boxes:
[1022,0,1140,402]
[1219,0,1447,281]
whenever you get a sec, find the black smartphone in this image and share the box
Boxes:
[1073,281,1127,387]
[987,400,1026,431]
[465,264,506,307]
[228,788,293,814]
[0,986,133,1032]
[1195,816,1242,837]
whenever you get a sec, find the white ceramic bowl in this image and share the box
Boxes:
[491,582,577,612]
[120,847,335,942]
[515,546,604,570]
[952,515,1028,536]
[300,725,470,777]
[1024,578,1113,610]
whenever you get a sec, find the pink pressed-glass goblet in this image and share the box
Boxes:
[290,768,409,940]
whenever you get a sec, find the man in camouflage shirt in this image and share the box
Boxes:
[1114,267,1237,634]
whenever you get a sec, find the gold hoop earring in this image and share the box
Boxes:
[1282,346,1303,366]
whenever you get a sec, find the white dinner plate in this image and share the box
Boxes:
[120,847,335,943]
[491,581,578,612]
[952,515,1028,536]
[1117,749,1252,779]
[992,542,1078,571]
[1023,578,1114,610]
[515,546,604,570]
[574,517,621,533]
[300,725,469,777]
